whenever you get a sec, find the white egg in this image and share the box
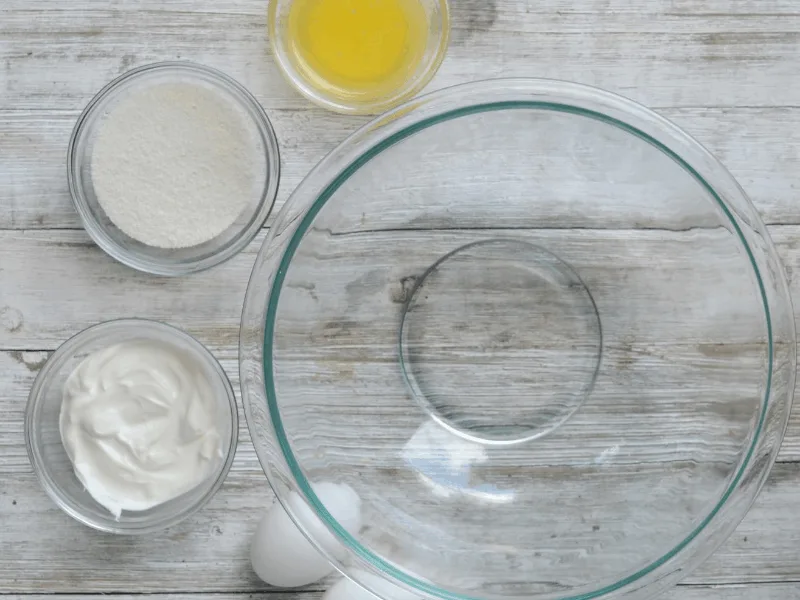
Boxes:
[323,570,421,600]
[250,481,363,588]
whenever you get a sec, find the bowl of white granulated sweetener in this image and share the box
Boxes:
[68,62,280,275]
[25,319,239,533]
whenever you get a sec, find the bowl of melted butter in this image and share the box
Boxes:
[269,0,449,114]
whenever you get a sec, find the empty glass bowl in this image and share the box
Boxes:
[240,80,795,599]
[26,319,239,534]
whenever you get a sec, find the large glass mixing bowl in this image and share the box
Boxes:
[241,80,796,600]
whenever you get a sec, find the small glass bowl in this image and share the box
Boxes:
[25,319,239,534]
[67,61,280,276]
[268,0,450,114]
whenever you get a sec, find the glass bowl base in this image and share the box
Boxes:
[399,238,602,445]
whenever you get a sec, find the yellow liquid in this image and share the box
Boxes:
[286,0,430,102]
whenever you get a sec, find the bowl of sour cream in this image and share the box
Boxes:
[25,319,238,534]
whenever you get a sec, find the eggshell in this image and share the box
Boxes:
[289,481,363,559]
[323,570,421,600]
[250,481,363,587]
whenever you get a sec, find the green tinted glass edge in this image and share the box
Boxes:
[262,101,773,600]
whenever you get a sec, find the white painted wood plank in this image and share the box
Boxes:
[0,225,795,349]
[686,462,800,585]
[1,346,796,475]
[0,471,275,593]
[0,229,257,351]
[6,585,800,600]
[3,462,800,591]
[2,1,800,111]
[1,345,799,592]
[2,106,799,230]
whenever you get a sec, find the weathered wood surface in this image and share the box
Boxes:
[4,588,800,600]
[5,109,800,231]
[0,221,799,594]
[3,0,800,111]
[3,0,800,598]
[8,225,800,349]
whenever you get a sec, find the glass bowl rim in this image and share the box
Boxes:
[25,318,240,534]
[242,78,795,600]
[66,60,281,276]
[266,0,451,115]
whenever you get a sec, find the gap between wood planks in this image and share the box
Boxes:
[2,581,800,596]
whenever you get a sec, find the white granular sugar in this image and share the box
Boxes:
[91,82,261,249]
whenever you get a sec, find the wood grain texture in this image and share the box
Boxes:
[0,348,797,593]
[3,0,800,598]
[0,109,366,230]
[5,586,800,600]
[3,107,800,230]
[2,0,800,111]
[4,455,800,592]
[4,225,800,350]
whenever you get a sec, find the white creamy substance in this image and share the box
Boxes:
[59,340,224,518]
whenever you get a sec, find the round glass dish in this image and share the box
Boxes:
[268,0,450,114]
[26,319,239,534]
[241,79,796,600]
[67,61,280,276]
